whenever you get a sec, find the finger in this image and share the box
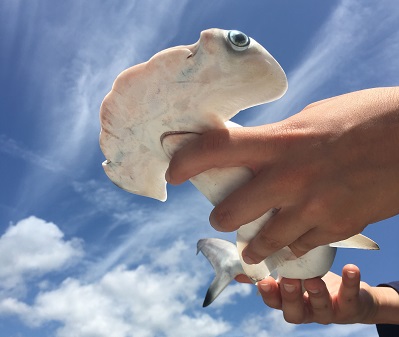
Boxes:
[209,171,279,232]
[257,276,281,309]
[235,274,253,284]
[280,278,307,324]
[304,277,334,324]
[337,264,361,312]
[166,126,270,185]
[321,271,342,290]
[289,227,346,257]
[242,209,311,264]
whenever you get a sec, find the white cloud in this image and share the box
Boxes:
[239,310,295,337]
[306,324,377,337]
[0,221,252,337]
[237,309,377,337]
[0,216,83,293]
[1,260,232,337]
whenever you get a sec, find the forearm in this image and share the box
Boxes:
[370,285,399,324]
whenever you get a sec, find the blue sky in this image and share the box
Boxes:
[0,1,398,336]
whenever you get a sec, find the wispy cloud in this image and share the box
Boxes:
[0,134,65,173]
[6,0,193,213]
[41,0,192,168]
[71,179,225,281]
[248,0,399,126]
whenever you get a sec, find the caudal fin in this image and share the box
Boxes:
[197,238,244,307]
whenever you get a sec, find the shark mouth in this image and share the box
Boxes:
[160,131,199,144]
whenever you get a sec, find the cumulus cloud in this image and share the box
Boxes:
[0,216,83,293]
[239,310,295,337]
[0,222,252,337]
[237,310,377,337]
[0,253,234,337]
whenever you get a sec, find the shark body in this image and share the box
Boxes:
[99,29,379,307]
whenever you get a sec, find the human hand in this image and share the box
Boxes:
[166,87,399,262]
[255,264,399,325]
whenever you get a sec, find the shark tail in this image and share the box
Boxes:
[197,238,244,307]
[203,271,234,307]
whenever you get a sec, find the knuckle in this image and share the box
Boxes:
[283,312,304,325]
[266,124,291,154]
[262,298,280,310]
[302,195,330,220]
[330,219,355,238]
[268,120,307,150]
[291,238,316,254]
[303,101,318,111]
[256,229,283,251]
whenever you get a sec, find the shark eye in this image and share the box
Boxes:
[227,30,250,51]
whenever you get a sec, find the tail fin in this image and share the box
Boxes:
[197,238,244,307]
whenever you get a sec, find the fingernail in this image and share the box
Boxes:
[259,282,271,293]
[307,288,320,294]
[242,251,257,265]
[346,270,356,279]
[283,284,296,293]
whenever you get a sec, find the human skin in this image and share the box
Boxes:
[251,264,399,325]
[166,87,399,262]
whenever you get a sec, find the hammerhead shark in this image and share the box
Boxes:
[99,29,379,307]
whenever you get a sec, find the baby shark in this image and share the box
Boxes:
[99,29,378,307]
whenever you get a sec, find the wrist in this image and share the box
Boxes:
[367,286,399,324]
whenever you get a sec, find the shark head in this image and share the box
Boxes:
[99,29,287,201]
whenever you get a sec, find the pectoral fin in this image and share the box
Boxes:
[197,238,244,307]
[329,234,379,250]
